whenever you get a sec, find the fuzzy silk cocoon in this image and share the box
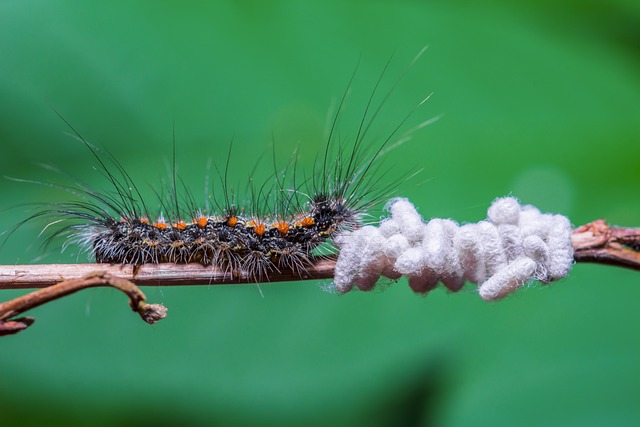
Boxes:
[333,197,574,301]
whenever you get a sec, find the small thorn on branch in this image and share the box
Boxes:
[0,272,167,336]
[0,316,35,336]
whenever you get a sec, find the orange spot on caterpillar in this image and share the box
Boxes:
[140,218,149,224]
[174,221,187,230]
[277,221,289,235]
[154,220,167,230]
[301,217,315,227]
[197,217,208,228]
[227,216,238,227]
[254,223,266,236]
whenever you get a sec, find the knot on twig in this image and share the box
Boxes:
[136,302,168,324]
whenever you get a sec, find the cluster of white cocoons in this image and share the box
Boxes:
[333,197,574,301]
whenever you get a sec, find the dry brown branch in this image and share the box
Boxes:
[0,256,338,289]
[0,272,167,336]
[0,258,334,336]
[0,220,638,336]
[571,219,640,270]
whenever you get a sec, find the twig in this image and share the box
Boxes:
[571,219,640,270]
[0,272,167,336]
[0,256,338,289]
[0,257,334,336]
[0,220,638,336]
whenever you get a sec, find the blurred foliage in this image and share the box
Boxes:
[0,1,639,426]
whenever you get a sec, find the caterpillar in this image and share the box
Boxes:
[8,57,432,282]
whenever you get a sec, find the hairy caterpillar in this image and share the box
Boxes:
[7,58,432,282]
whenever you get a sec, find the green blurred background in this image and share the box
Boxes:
[1,1,639,426]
